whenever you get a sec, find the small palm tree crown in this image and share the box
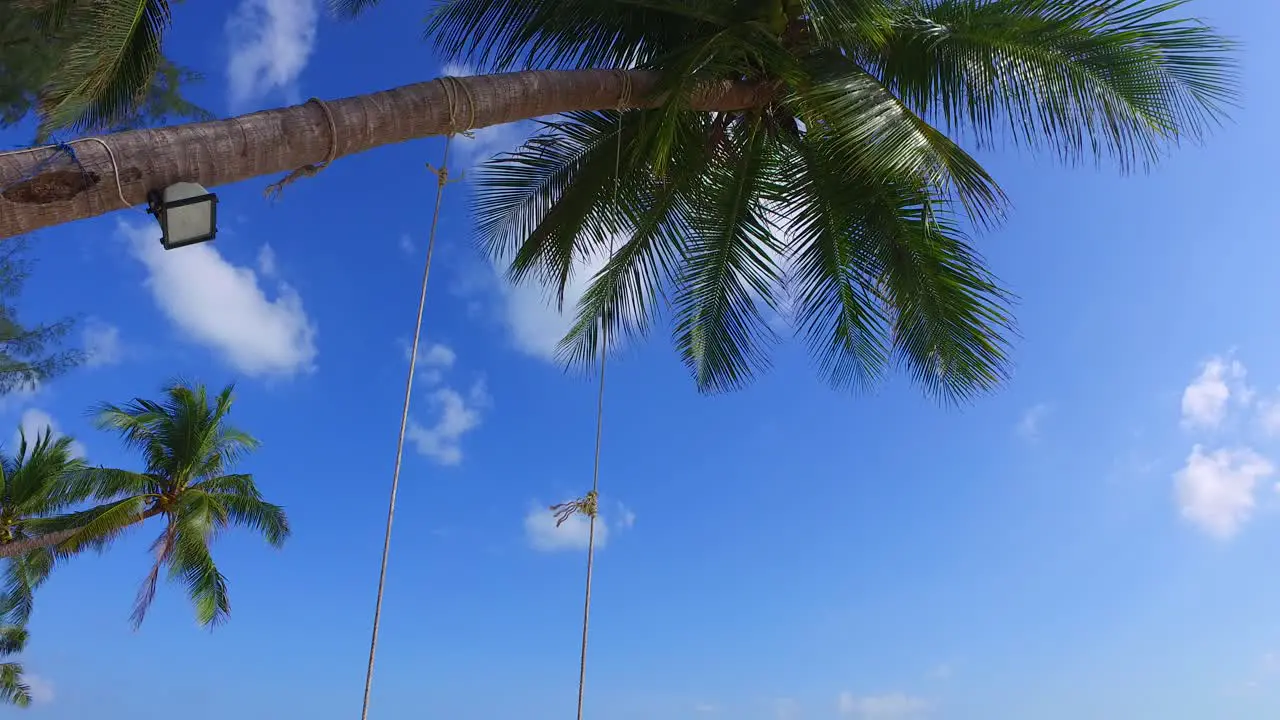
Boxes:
[0,428,87,708]
[81,381,290,628]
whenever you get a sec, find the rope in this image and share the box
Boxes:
[264,97,339,201]
[437,76,477,138]
[358,133,459,720]
[559,72,631,720]
[0,137,127,208]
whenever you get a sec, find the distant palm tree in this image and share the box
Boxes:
[0,430,90,621]
[0,429,86,709]
[0,622,31,707]
[68,381,291,628]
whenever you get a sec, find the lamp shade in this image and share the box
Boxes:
[148,182,218,250]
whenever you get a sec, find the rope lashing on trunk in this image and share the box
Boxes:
[0,137,127,208]
[265,77,474,201]
[555,68,633,720]
[358,80,472,720]
[263,97,338,200]
[437,75,477,138]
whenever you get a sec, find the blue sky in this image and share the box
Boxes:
[5,1,1280,719]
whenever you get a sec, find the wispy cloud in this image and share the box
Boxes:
[118,220,318,378]
[82,319,123,368]
[407,379,490,466]
[25,674,54,705]
[838,692,930,720]
[226,0,318,107]
[402,343,489,466]
[1016,403,1050,441]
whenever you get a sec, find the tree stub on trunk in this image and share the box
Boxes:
[0,69,773,238]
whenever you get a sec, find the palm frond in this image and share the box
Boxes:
[329,0,382,18]
[793,54,1007,227]
[426,0,720,71]
[672,116,786,392]
[0,662,31,707]
[855,0,1237,168]
[204,492,290,548]
[557,112,713,369]
[778,135,892,391]
[129,521,176,629]
[169,523,230,627]
[6,429,90,517]
[38,0,174,135]
[0,625,27,657]
[0,549,52,626]
[54,496,150,556]
[476,111,635,303]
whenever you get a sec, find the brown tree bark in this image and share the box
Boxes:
[0,506,162,559]
[0,69,774,238]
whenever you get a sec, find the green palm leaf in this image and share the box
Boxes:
[856,0,1237,168]
[672,116,786,392]
[38,0,174,135]
[0,662,31,707]
[0,549,53,626]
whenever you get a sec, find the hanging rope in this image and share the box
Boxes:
[549,69,633,720]
[358,76,474,720]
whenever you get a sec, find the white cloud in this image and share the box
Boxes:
[398,233,415,255]
[82,320,123,367]
[616,502,636,530]
[523,497,633,552]
[838,692,930,720]
[13,409,85,459]
[0,380,39,414]
[25,674,54,705]
[226,0,318,107]
[118,220,318,378]
[257,244,277,277]
[439,63,533,168]
[407,379,488,466]
[402,340,458,385]
[421,343,456,370]
[1016,403,1049,441]
[1174,445,1274,538]
[524,501,609,552]
[1182,357,1250,429]
[931,664,952,680]
[694,703,720,714]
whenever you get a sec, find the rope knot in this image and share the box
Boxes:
[551,491,598,525]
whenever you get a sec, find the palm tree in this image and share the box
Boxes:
[64,380,291,627]
[0,429,92,618]
[0,1,1235,241]
[0,428,87,709]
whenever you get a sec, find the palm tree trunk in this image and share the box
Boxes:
[0,70,773,239]
[0,506,163,559]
